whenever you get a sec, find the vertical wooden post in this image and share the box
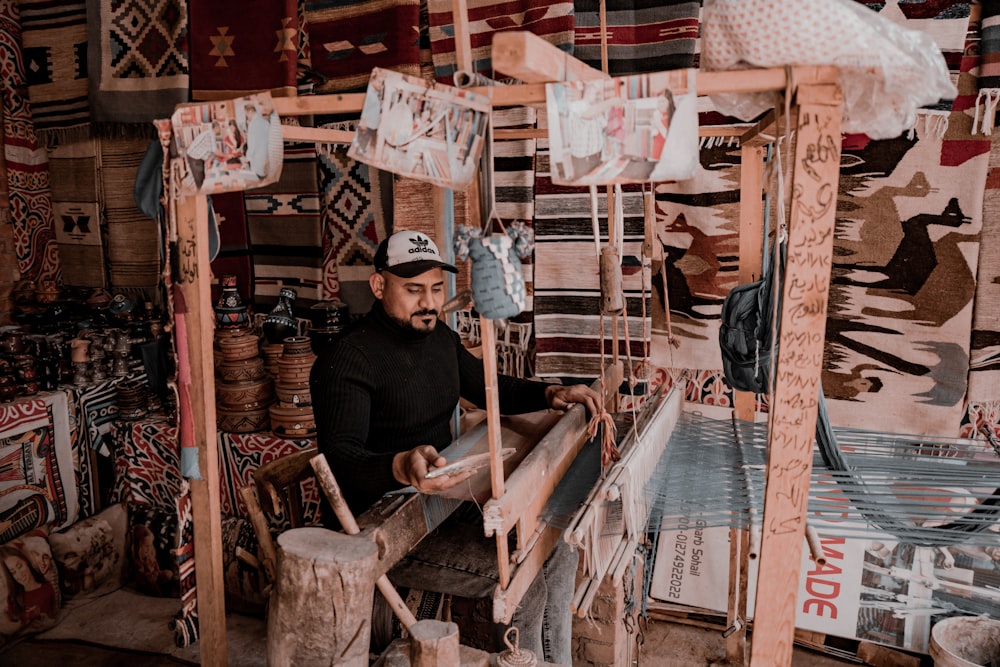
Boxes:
[749,83,842,667]
[726,141,766,665]
[174,192,228,666]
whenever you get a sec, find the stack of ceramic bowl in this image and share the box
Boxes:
[261,341,284,378]
[215,329,273,433]
[269,336,316,439]
[116,379,150,420]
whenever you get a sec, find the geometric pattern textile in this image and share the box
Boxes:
[316,124,386,304]
[188,0,298,100]
[0,0,60,284]
[86,0,189,127]
[247,143,323,309]
[573,0,700,76]
[304,0,421,93]
[19,0,90,146]
[48,139,107,287]
[426,0,574,83]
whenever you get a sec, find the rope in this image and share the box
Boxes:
[496,627,538,667]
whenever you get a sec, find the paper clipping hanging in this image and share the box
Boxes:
[545,69,698,186]
[348,67,491,188]
[170,91,284,195]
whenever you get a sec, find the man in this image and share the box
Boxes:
[310,229,600,664]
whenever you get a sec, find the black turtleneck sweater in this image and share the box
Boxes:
[309,301,551,514]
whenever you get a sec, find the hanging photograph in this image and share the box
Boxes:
[347,67,491,188]
[545,69,698,186]
[170,91,284,195]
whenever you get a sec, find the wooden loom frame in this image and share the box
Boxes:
[171,27,843,667]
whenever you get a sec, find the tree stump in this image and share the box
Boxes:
[267,527,378,667]
[410,620,460,667]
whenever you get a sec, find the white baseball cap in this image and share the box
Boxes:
[374,230,458,278]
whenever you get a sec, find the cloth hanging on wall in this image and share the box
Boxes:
[85,0,189,129]
[188,0,298,101]
[303,0,420,93]
[102,137,162,288]
[532,151,648,381]
[0,1,60,284]
[48,139,107,288]
[425,0,573,83]
[968,134,1000,400]
[247,143,323,309]
[18,0,90,146]
[316,122,387,306]
[0,393,77,544]
[573,0,700,76]
[649,140,742,375]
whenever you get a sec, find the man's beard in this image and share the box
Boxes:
[392,308,438,333]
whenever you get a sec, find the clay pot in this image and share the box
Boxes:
[281,336,313,357]
[217,405,270,433]
[268,405,316,438]
[217,377,275,409]
[216,332,260,362]
[216,357,266,383]
[274,382,311,407]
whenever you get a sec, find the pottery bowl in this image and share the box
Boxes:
[217,405,270,433]
[268,405,316,438]
[217,357,266,383]
[217,377,274,409]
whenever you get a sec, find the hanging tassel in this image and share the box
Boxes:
[589,407,620,467]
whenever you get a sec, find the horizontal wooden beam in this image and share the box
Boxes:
[492,31,608,83]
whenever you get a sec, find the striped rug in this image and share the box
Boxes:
[102,137,161,289]
[246,143,323,309]
[532,140,650,384]
[426,0,573,83]
[48,139,106,287]
[573,0,701,76]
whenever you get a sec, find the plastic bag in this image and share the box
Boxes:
[701,0,956,139]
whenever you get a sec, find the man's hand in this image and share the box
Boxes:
[545,384,602,416]
[392,445,474,493]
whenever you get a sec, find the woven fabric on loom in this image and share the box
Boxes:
[0,2,60,284]
[188,0,298,101]
[316,124,387,308]
[18,0,89,146]
[426,0,573,83]
[303,0,420,93]
[573,0,700,77]
[48,140,107,287]
[247,143,323,309]
[85,0,189,127]
[102,137,161,288]
[532,141,649,383]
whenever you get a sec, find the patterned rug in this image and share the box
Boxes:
[18,0,89,146]
[426,0,574,83]
[532,140,650,383]
[982,1,1000,124]
[0,393,77,544]
[247,143,323,309]
[102,137,161,288]
[112,418,184,510]
[573,0,701,76]
[823,5,988,436]
[48,139,106,287]
[188,0,298,100]
[86,0,189,128]
[303,0,421,93]
[0,0,60,284]
[316,123,386,304]
[650,139,742,375]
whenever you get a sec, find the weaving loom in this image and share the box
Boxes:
[165,20,982,663]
